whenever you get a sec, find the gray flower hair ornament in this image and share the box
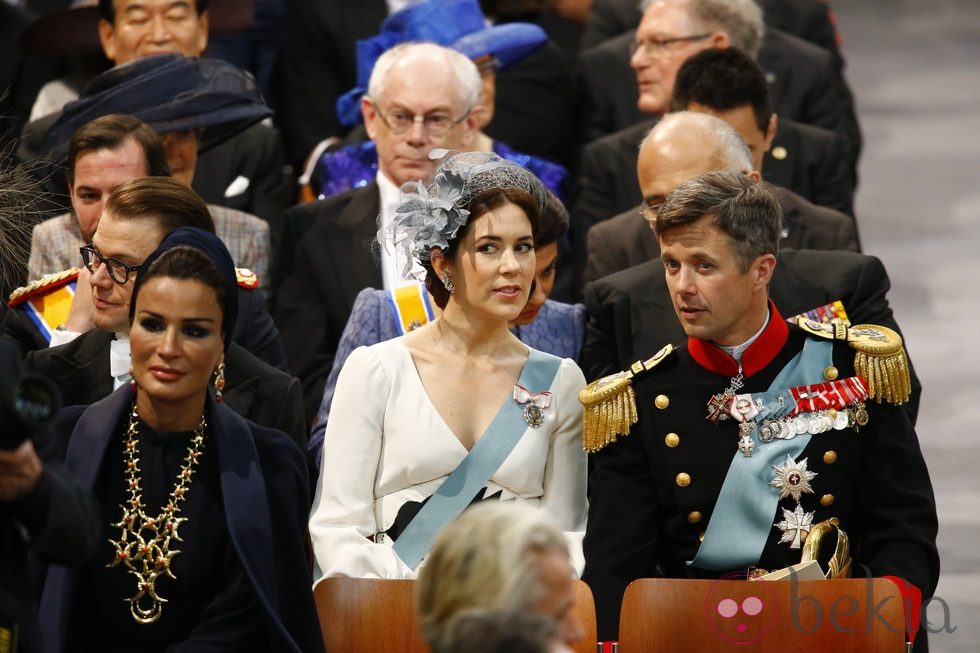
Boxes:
[381,149,547,282]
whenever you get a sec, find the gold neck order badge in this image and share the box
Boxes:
[106,401,207,625]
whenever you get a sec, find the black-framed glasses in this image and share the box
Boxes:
[373,103,470,138]
[639,200,666,222]
[79,244,143,284]
[630,33,711,58]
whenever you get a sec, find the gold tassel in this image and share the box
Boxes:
[847,324,911,405]
[579,372,638,453]
[582,385,637,453]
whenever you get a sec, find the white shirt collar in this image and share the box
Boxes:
[717,308,771,365]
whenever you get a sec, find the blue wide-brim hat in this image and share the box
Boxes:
[40,54,273,163]
[335,0,547,126]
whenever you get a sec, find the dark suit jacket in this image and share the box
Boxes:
[576,27,860,166]
[191,122,286,226]
[585,185,860,284]
[25,330,307,449]
[2,284,287,371]
[489,41,579,169]
[37,389,323,653]
[274,184,382,422]
[581,0,842,62]
[763,118,855,217]
[580,248,921,423]
[280,0,387,168]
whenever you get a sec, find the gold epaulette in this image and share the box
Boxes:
[797,319,911,405]
[235,268,259,290]
[7,268,81,307]
[579,344,674,453]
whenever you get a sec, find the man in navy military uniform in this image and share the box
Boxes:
[581,171,938,649]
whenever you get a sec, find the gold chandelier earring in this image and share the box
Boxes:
[213,360,226,403]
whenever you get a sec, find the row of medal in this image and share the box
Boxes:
[757,402,869,443]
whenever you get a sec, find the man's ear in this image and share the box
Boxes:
[747,169,763,183]
[196,11,210,54]
[764,114,778,152]
[709,31,731,49]
[459,105,484,148]
[98,19,117,62]
[362,96,379,140]
[753,253,777,290]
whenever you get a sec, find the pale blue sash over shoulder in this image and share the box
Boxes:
[690,338,833,571]
[392,349,563,570]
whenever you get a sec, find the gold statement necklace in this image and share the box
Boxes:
[106,400,207,624]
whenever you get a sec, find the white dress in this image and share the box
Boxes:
[309,338,588,581]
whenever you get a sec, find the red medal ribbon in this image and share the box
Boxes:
[788,376,868,416]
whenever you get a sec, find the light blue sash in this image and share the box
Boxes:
[690,338,833,570]
[392,349,563,570]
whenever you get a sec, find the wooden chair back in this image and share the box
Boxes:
[314,578,429,653]
[619,578,905,652]
[571,579,599,653]
[313,577,600,653]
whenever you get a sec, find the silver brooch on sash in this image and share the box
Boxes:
[770,455,817,502]
[513,384,551,429]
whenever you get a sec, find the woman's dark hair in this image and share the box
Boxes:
[129,245,226,336]
[536,189,569,248]
[423,186,541,310]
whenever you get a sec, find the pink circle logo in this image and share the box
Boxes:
[703,574,777,645]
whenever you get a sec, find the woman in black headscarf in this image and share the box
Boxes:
[38,227,323,653]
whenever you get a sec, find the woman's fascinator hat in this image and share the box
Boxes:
[382,150,547,282]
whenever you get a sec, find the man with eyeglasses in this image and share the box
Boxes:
[22,176,308,452]
[570,0,861,296]
[6,111,283,372]
[274,42,482,422]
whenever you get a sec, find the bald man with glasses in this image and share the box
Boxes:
[274,42,483,422]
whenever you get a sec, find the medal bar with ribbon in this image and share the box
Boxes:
[513,384,551,428]
[730,376,871,450]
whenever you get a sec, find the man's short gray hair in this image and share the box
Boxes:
[640,0,764,58]
[367,42,481,114]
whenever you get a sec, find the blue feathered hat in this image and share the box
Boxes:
[335,0,547,126]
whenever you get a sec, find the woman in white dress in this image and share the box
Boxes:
[308,152,588,581]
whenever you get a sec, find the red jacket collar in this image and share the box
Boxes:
[688,301,789,377]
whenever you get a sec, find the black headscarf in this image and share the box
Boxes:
[130,227,238,350]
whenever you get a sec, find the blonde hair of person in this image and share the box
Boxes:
[415,502,569,649]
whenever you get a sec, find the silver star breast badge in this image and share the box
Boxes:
[770,454,817,502]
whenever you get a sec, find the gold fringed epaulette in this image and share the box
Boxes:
[797,319,911,405]
[8,268,81,307]
[579,344,674,453]
[235,268,259,290]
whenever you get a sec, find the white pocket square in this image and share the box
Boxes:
[224,175,250,198]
